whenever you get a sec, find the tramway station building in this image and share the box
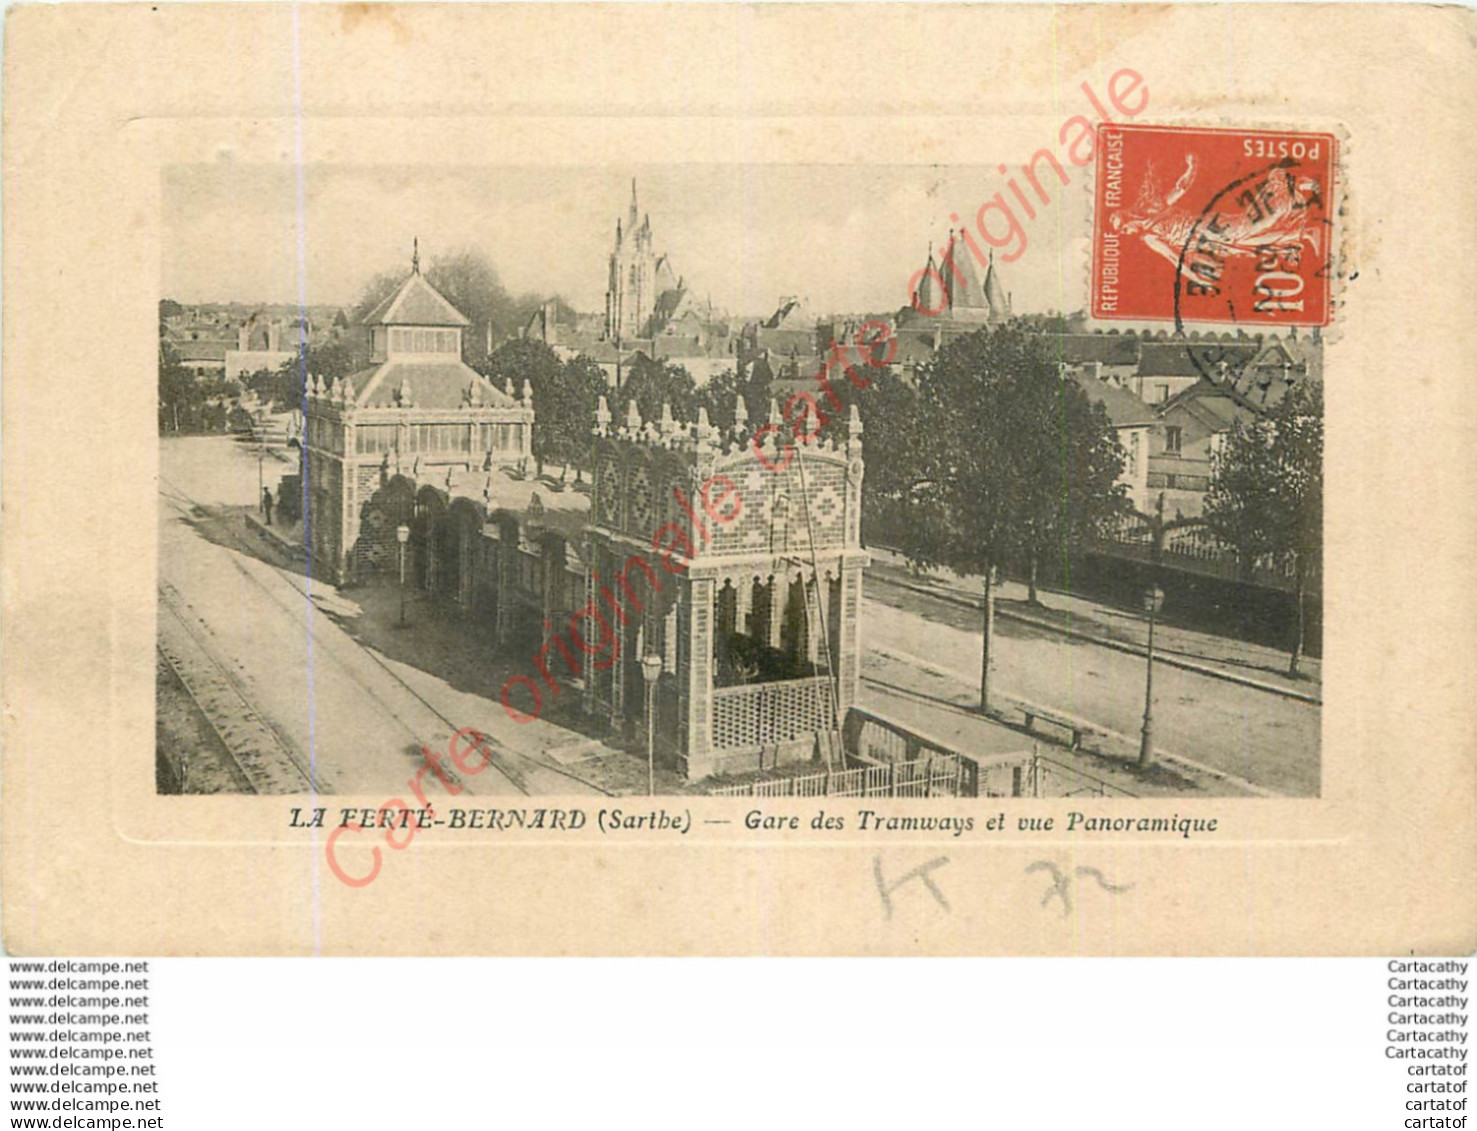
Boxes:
[301,255,534,588]
[582,397,869,780]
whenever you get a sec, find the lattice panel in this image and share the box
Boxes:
[596,453,621,526]
[627,462,654,535]
[809,483,843,536]
[711,677,832,750]
[707,454,850,557]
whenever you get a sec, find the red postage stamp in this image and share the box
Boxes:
[1091,124,1337,327]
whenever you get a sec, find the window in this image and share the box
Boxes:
[405,423,471,454]
[388,327,458,354]
[1155,383,1170,403]
[1164,426,1183,455]
[355,424,398,456]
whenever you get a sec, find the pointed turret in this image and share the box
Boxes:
[982,250,1010,320]
[695,406,715,448]
[939,234,987,313]
[914,244,941,312]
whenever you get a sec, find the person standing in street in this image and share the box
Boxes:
[262,485,274,527]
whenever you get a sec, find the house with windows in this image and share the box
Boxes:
[1068,371,1155,513]
[172,339,231,377]
[302,249,534,584]
[1141,333,1323,519]
[1147,383,1257,518]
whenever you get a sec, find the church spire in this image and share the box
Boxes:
[628,178,639,231]
[412,237,420,275]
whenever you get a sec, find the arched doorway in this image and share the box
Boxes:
[411,485,448,594]
[440,498,485,608]
[353,474,416,580]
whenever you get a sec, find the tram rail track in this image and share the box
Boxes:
[158,473,616,798]
[158,580,320,794]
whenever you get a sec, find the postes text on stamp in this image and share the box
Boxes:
[1091,124,1336,327]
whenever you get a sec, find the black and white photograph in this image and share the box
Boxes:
[157,161,1322,802]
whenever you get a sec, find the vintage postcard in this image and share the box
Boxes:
[3,4,1474,955]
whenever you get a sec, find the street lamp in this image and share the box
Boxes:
[641,653,663,795]
[396,524,411,629]
[1138,584,1165,768]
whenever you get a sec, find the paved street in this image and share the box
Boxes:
[158,437,610,797]
[860,579,1320,797]
[866,548,1321,700]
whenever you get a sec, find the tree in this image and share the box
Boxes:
[244,366,283,404]
[902,325,1128,713]
[253,340,362,412]
[1013,377,1130,604]
[350,269,405,325]
[616,355,698,427]
[809,359,922,544]
[696,366,772,434]
[156,307,225,434]
[480,339,566,477]
[158,338,201,434]
[425,250,521,365]
[296,339,359,383]
[551,356,608,482]
[1203,380,1323,677]
[334,269,399,378]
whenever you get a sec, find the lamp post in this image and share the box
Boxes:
[1138,584,1165,768]
[396,524,411,629]
[641,653,663,796]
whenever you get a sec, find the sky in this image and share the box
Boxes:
[163,162,1094,319]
